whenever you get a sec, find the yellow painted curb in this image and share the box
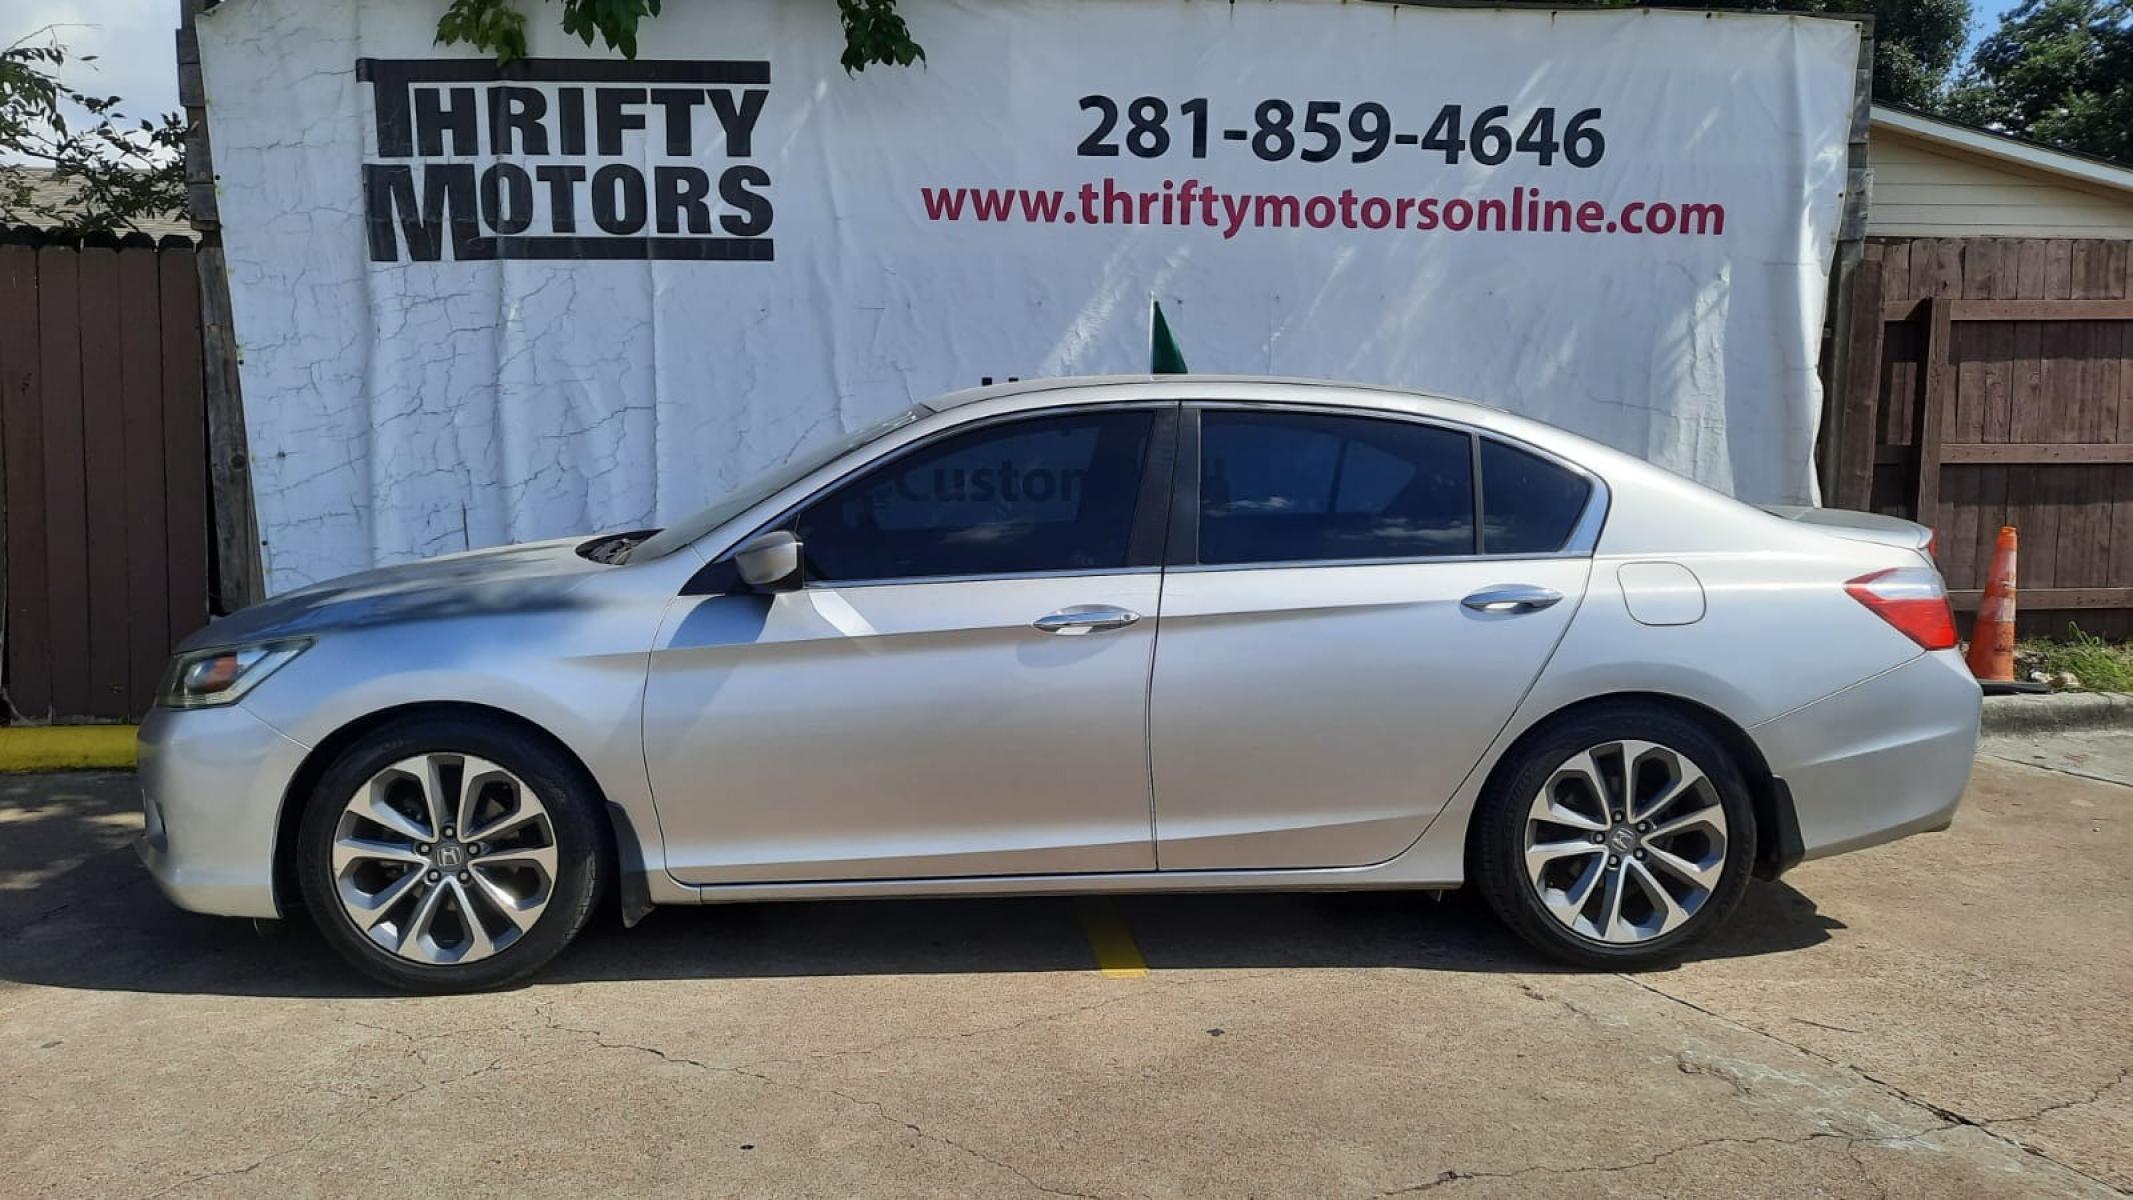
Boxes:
[0,725,139,772]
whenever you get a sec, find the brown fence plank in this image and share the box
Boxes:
[1835,266,1885,510]
[1915,297,1953,530]
[1949,248,1993,584]
[1975,465,2007,589]
[1950,587,2133,610]
[1987,243,2021,446]
[1954,247,1994,446]
[1911,238,1944,298]
[2012,321,2048,444]
[1943,463,1981,588]
[2061,461,2097,591]
[1941,443,2133,464]
[1895,298,2133,322]
[2109,464,2133,614]
[1881,241,1913,302]
[2045,241,2074,300]
[160,247,210,651]
[118,247,170,717]
[2017,466,2051,591]
[0,245,50,718]
[2072,243,2107,443]
[35,248,92,718]
[77,248,132,719]
[1922,239,1963,298]
[2081,464,2118,588]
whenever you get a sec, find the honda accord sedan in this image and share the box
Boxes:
[138,376,1982,992]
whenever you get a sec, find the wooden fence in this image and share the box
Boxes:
[0,234,213,721]
[1829,236,2133,637]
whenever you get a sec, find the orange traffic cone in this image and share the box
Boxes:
[1965,526,2018,683]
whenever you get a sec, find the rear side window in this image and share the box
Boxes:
[1480,440,1592,555]
[1197,411,1475,564]
[796,410,1153,582]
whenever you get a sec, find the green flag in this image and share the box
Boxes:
[1150,300,1188,374]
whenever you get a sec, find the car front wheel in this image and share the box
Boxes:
[296,716,604,993]
[1472,703,1758,968]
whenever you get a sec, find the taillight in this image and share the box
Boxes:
[1923,530,1938,562]
[1845,567,1958,650]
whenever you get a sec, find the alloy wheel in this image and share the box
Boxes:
[330,754,558,965]
[1521,739,1729,945]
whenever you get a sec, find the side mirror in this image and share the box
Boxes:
[733,530,803,592]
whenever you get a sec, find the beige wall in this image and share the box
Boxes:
[1867,128,2133,238]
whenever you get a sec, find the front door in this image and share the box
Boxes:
[645,406,1175,884]
[1151,407,1597,870]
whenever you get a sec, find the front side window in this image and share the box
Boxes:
[796,410,1153,583]
[1197,411,1475,565]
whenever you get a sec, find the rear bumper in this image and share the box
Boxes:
[135,704,310,919]
[1752,649,1982,865]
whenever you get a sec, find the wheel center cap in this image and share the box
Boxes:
[432,841,466,869]
[1606,826,1638,855]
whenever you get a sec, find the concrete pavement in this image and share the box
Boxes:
[1,749,2127,1198]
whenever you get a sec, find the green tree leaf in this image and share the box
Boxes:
[433,0,927,71]
[0,31,186,236]
[1948,0,2132,164]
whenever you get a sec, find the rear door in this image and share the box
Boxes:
[1150,406,1600,870]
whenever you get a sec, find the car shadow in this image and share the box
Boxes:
[0,772,1845,1000]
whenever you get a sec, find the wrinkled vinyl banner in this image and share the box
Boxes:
[197,0,1860,592]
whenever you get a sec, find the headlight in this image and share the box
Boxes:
[156,639,312,709]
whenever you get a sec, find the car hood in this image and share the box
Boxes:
[177,536,607,651]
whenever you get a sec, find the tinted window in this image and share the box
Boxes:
[1481,440,1592,555]
[796,410,1153,582]
[1197,411,1474,564]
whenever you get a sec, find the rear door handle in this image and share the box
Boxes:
[1033,605,1142,635]
[1460,585,1564,614]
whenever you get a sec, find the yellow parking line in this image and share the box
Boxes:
[1077,898,1148,978]
[0,725,138,772]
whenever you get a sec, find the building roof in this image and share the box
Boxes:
[1,166,196,240]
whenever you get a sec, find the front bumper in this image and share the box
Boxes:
[135,703,311,919]
[1752,649,1982,864]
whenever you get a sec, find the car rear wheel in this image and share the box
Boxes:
[1472,703,1757,968]
[296,716,604,993]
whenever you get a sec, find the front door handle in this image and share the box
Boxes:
[1461,585,1564,614]
[1033,605,1142,635]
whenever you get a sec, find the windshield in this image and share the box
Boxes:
[626,406,924,562]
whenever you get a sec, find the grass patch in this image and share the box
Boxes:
[2020,625,2133,693]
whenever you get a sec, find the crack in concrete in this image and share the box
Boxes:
[533,1003,1109,1198]
[1980,750,2133,789]
[745,969,1290,1074]
[1990,1063,2133,1127]
[1376,1127,1953,1196]
[135,1044,529,1197]
[1614,973,2133,1196]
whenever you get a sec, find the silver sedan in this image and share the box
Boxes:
[137,377,1982,992]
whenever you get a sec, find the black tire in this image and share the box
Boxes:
[1472,701,1758,969]
[296,715,605,993]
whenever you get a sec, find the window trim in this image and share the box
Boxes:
[690,402,1181,593]
[1168,401,1608,572]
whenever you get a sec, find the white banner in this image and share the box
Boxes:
[197,0,1860,592]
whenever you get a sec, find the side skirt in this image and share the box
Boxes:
[667,857,1466,906]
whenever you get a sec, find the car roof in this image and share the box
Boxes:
[922,374,1498,417]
